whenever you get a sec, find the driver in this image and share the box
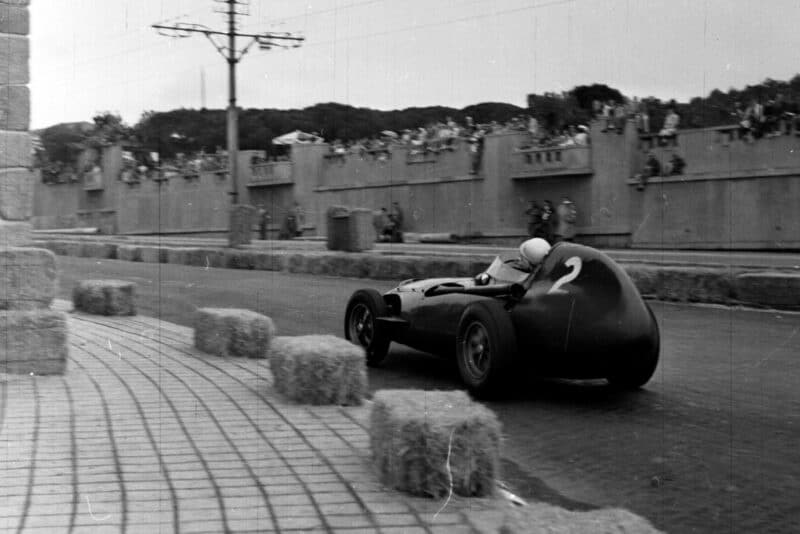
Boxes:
[514,237,552,272]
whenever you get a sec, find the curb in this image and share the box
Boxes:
[35,239,800,311]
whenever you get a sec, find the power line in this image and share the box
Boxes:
[151,0,304,215]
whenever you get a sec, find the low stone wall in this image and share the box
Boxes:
[34,239,800,310]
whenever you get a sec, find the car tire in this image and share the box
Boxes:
[456,300,518,397]
[607,303,660,389]
[344,289,391,366]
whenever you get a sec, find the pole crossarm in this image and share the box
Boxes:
[151,23,304,61]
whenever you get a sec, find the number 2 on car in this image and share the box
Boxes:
[547,256,582,295]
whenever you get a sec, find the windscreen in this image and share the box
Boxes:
[485,256,530,284]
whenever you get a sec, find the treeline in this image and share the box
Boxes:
[36,76,800,162]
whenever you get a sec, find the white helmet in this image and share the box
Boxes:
[519,238,551,268]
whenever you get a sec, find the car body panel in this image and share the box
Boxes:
[376,242,659,380]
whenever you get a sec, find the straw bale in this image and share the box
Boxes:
[269,335,367,406]
[79,242,117,259]
[194,307,275,358]
[117,245,142,262]
[370,389,500,498]
[73,279,136,316]
[0,310,68,375]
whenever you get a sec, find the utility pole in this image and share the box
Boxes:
[152,0,304,207]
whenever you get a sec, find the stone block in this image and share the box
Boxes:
[0,310,68,375]
[0,35,28,85]
[0,219,31,247]
[0,168,32,220]
[73,280,136,316]
[370,389,500,498]
[194,307,275,359]
[0,247,57,310]
[0,4,28,35]
[735,272,800,310]
[269,335,367,406]
[0,85,29,131]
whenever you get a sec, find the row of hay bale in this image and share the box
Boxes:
[68,288,661,530]
[190,306,500,499]
[35,239,800,310]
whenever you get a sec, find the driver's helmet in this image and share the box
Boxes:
[519,238,551,269]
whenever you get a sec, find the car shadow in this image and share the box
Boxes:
[368,345,661,411]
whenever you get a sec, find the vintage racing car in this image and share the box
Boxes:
[344,241,660,396]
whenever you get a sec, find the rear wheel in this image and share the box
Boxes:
[607,303,660,389]
[344,289,391,366]
[456,301,518,397]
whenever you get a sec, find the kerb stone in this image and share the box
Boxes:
[0,247,57,310]
[0,310,68,375]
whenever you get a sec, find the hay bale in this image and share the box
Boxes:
[79,242,117,259]
[140,246,167,263]
[117,245,142,262]
[269,335,367,406]
[194,308,275,358]
[735,272,800,310]
[370,389,501,498]
[73,280,136,316]
[0,310,69,375]
[253,251,285,271]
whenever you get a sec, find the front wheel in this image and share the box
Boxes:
[344,289,391,366]
[456,300,518,397]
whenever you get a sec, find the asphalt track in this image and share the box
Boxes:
[56,256,800,533]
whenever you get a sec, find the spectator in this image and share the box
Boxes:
[574,125,590,145]
[659,105,680,145]
[638,100,651,133]
[541,200,555,243]
[636,151,662,190]
[555,197,577,243]
[528,114,541,144]
[388,201,404,243]
[257,204,271,240]
[602,100,615,132]
[374,207,391,242]
[668,153,686,175]
[614,100,628,134]
[524,200,543,238]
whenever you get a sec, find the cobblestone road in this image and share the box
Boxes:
[1,305,504,533]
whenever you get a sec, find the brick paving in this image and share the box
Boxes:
[1,302,509,533]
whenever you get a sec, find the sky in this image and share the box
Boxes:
[29,0,800,129]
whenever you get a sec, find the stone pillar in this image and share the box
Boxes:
[228,204,256,247]
[0,0,69,375]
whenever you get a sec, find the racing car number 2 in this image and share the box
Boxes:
[547,256,583,295]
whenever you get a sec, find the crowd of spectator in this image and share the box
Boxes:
[734,94,800,141]
[525,197,578,243]
[118,148,229,183]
